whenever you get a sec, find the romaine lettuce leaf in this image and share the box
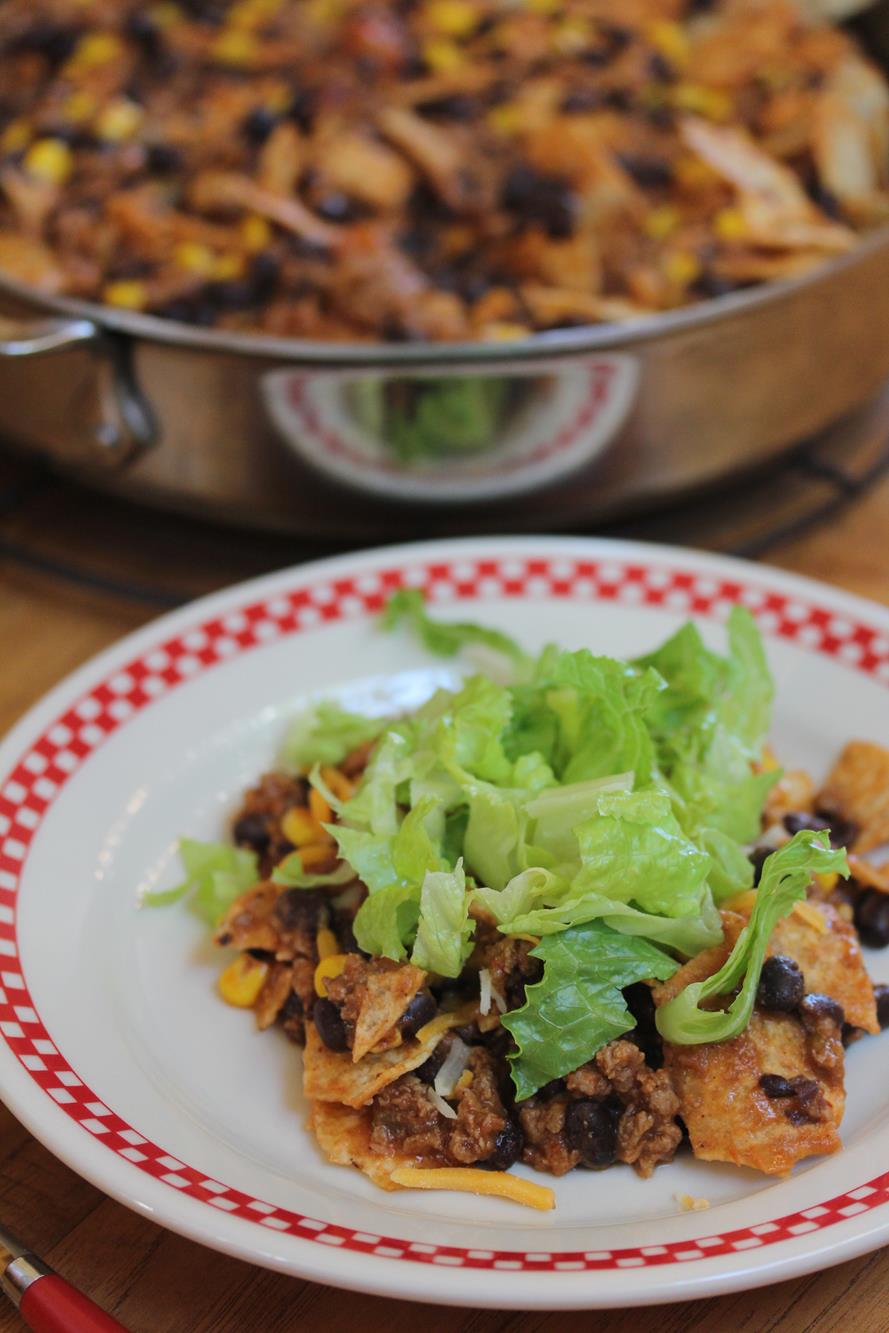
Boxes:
[353,883,420,961]
[411,860,473,977]
[282,700,384,768]
[383,587,528,667]
[144,838,258,924]
[656,831,849,1045]
[502,922,678,1101]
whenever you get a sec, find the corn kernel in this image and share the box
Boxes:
[455,1069,474,1092]
[663,250,701,286]
[644,205,680,240]
[96,98,144,143]
[480,322,531,341]
[24,138,73,186]
[148,2,182,27]
[212,28,259,65]
[309,787,333,825]
[552,17,592,55]
[316,927,340,959]
[240,214,272,251]
[319,766,354,802]
[229,0,280,28]
[713,207,748,242]
[281,805,325,847]
[486,103,524,135]
[314,953,348,997]
[212,252,245,280]
[527,0,559,11]
[218,954,268,1007]
[103,280,148,310]
[760,745,780,773]
[647,20,689,68]
[70,32,124,68]
[674,154,716,189]
[300,842,338,873]
[426,1,478,37]
[173,241,216,275]
[1,119,31,155]
[815,871,839,894]
[422,37,462,74]
[672,84,732,121]
[62,90,96,124]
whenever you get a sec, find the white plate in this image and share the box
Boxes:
[1,536,889,1311]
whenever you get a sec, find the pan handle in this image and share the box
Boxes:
[0,315,155,464]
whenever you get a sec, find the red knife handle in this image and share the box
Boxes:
[19,1274,127,1333]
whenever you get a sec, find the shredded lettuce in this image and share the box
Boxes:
[656,831,849,1045]
[502,921,678,1101]
[271,852,356,890]
[411,860,474,977]
[383,588,528,668]
[144,838,258,924]
[282,700,385,769]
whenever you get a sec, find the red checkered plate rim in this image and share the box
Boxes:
[2,536,889,1310]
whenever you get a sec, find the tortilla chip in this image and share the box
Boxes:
[819,741,889,854]
[303,1024,443,1108]
[768,900,878,1034]
[215,882,280,953]
[308,1100,427,1189]
[352,963,426,1064]
[848,854,889,894]
[660,1009,843,1176]
[762,769,816,825]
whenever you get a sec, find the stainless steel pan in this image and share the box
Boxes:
[1,223,889,537]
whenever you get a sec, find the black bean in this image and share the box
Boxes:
[314,997,348,1051]
[483,1119,524,1171]
[874,983,889,1029]
[287,89,317,132]
[249,250,281,296]
[854,889,889,949]
[842,1022,864,1047]
[247,947,274,962]
[243,106,279,145]
[12,21,78,64]
[127,12,164,59]
[414,1041,449,1086]
[415,93,477,121]
[316,192,362,223]
[691,270,737,299]
[648,52,676,83]
[814,808,858,848]
[748,846,771,886]
[564,1100,618,1169]
[399,990,437,1038]
[800,992,845,1026]
[617,153,674,190]
[206,278,257,310]
[757,956,805,1013]
[538,1078,566,1100]
[501,165,577,238]
[273,888,322,930]
[145,142,182,174]
[233,812,271,852]
[759,1073,796,1098]
[624,982,662,1069]
[784,811,830,836]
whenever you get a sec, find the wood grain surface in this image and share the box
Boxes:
[2,469,889,1332]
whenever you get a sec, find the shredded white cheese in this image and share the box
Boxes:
[434,1036,469,1098]
[427,1087,458,1120]
[489,978,508,1014]
[479,968,492,1016]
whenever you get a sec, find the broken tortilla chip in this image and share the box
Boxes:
[303,1024,444,1108]
[309,1100,436,1189]
[819,740,889,854]
[352,963,426,1064]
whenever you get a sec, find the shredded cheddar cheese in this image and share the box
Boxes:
[415,1003,477,1045]
[723,889,827,933]
[390,1167,555,1211]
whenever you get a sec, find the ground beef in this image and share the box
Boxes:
[799,994,845,1074]
[519,1039,682,1178]
[370,1074,448,1159]
[369,1047,511,1166]
[448,1048,509,1164]
[325,954,378,1047]
[481,934,543,1010]
[231,770,308,876]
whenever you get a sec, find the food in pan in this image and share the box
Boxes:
[151,593,889,1208]
[1,1,888,342]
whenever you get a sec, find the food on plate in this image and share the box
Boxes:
[1,1,888,340]
[151,591,889,1207]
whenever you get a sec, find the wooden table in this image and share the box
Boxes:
[2,463,889,1333]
